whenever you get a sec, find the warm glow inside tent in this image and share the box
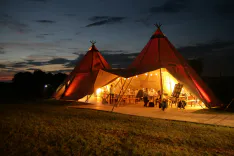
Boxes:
[78,68,207,108]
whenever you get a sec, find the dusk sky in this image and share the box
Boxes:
[0,0,234,81]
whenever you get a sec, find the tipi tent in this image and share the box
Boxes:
[53,41,112,100]
[100,24,220,108]
[54,26,220,109]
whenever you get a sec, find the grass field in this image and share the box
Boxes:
[1,100,234,156]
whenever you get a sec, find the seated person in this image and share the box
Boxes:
[136,89,143,101]
[161,99,168,111]
[102,96,108,104]
[155,90,162,106]
[178,100,186,109]
[143,88,149,107]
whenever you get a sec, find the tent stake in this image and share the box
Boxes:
[112,78,127,112]
[225,98,234,110]
[160,68,163,101]
[85,94,92,103]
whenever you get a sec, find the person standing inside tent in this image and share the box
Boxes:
[155,90,162,107]
[134,89,139,102]
[161,99,168,111]
[109,85,114,104]
[143,88,149,107]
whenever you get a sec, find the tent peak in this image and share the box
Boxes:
[90,40,96,45]
[151,24,165,39]
[154,23,162,29]
[89,40,98,51]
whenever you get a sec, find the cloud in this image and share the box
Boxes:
[64,57,82,68]
[65,52,138,68]
[10,62,28,68]
[0,42,57,49]
[36,35,46,39]
[135,16,152,27]
[64,13,77,17]
[0,64,6,68]
[36,33,54,39]
[24,54,54,62]
[0,47,5,54]
[0,13,30,33]
[0,0,7,6]
[6,57,71,71]
[26,68,41,71]
[177,40,234,76]
[100,50,128,54]
[89,16,110,21]
[75,32,81,35]
[103,53,138,68]
[149,0,189,14]
[27,0,48,2]
[68,48,79,50]
[36,20,56,24]
[26,60,46,66]
[85,17,126,27]
[178,40,234,58]
[47,58,70,64]
[60,38,73,41]
[41,33,54,36]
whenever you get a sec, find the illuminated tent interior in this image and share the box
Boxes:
[54,24,220,109]
[53,41,111,100]
[79,68,206,108]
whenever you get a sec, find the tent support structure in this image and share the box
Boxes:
[111,78,127,112]
[85,94,92,103]
[158,31,163,101]
[225,98,234,110]
[159,68,163,101]
[111,77,133,112]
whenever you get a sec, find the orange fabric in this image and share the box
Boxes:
[192,78,211,103]
[63,72,98,100]
[71,45,110,73]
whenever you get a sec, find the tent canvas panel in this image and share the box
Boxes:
[54,84,66,100]
[63,71,98,100]
[93,69,118,90]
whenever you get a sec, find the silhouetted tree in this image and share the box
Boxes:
[11,70,67,100]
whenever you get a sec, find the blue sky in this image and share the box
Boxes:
[0,0,234,81]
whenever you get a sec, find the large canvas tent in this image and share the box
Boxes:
[54,26,220,108]
[99,25,220,108]
[53,42,112,100]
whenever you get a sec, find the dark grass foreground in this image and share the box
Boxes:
[1,101,234,156]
